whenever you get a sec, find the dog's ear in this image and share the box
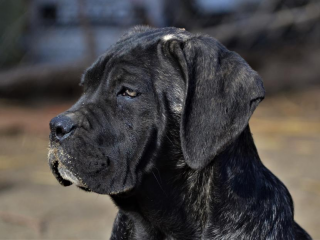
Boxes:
[164,36,265,169]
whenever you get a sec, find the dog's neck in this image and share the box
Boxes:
[111,126,286,239]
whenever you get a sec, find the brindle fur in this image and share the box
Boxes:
[48,26,312,240]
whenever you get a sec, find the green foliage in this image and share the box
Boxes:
[0,0,26,68]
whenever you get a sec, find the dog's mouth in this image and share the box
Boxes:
[50,160,91,191]
[48,145,91,191]
[50,161,73,187]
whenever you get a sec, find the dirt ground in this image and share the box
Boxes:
[0,87,320,239]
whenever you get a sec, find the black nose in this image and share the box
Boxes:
[50,115,76,141]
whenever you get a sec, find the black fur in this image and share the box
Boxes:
[48,27,312,240]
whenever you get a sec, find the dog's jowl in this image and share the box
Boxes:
[48,27,312,240]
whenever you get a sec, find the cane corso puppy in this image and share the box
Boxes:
[48,26,312,239]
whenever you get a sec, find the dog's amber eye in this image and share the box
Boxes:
[122,88,138,97]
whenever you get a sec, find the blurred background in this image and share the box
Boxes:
[0,0,319,239]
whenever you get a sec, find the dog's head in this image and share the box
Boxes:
[48,26,265,195]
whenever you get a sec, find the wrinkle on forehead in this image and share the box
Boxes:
[80,53,112,87]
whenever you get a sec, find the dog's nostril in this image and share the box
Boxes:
[50,115,76,141]
[56,126,65,138]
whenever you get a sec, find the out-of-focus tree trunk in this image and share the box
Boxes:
[202,1,320,43]
[0,61,89,99]
[77,0,96,61]
[0,0,26,68]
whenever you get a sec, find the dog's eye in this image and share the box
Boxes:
[118,87,139,98]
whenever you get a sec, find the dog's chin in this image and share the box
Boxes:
[58,166,82,186]
[58,165,92,191]
[49,160,90,190]
[77,186,92,192]
[49,150,134,195]
[108,186,135,198]
[50,161,73,187]
[54,165,91,192]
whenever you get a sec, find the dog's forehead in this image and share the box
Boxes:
[82,27,191,86]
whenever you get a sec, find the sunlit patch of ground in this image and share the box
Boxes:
[251,87,320,238]
[0,87,319,239]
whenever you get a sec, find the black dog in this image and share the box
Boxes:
[48,26,312,239]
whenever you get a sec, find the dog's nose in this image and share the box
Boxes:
[50,115,76,141]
